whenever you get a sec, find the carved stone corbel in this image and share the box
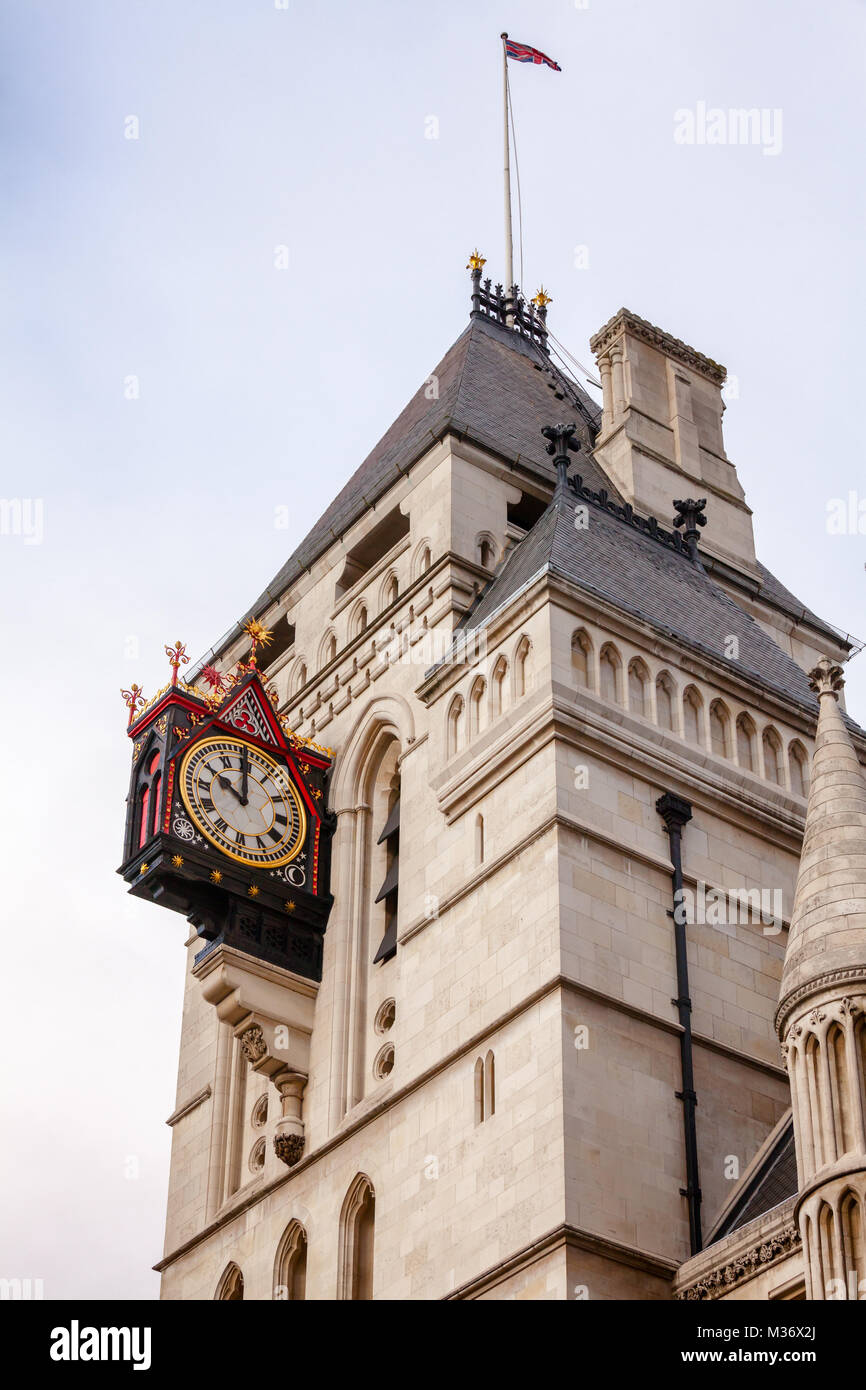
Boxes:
[194,943,318,1168]
[272,1069,307,1167]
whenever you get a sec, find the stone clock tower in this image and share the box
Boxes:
[120,260,865,1300]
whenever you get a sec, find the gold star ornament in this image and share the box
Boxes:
[210,869,223,885]
[248,884,260,898]
[171,855,184,868]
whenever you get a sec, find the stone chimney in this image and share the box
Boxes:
[589,308,758,575]
[775,658,866,1300]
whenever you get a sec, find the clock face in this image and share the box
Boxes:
[179,736,306,868]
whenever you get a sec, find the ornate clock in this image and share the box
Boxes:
[179,737,307,867]
[117,634,335,980]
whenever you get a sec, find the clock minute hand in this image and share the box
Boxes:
[240,746,249,805]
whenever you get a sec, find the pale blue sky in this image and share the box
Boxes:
[2,0,864,1298]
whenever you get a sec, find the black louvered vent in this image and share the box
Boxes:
[373,793,399,963]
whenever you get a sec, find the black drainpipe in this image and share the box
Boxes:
[656,791,702,1256]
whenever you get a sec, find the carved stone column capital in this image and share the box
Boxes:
[809,656,845,699]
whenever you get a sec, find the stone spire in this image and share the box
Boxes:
[776,657,866,1026]
[775,657,866,1300]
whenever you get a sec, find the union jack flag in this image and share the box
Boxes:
[504,38,561,72]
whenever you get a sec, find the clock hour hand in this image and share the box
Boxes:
[216,773,244,804]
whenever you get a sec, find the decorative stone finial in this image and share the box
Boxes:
[541,422,580,489]
[120,683,146,726]
[808,656,845,699]
[164,640,189,687]
[672,498,707,560]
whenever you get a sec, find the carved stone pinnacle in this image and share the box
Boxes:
[541,422,581,489]
[808,656,845,699]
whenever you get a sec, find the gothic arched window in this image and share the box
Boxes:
[215,1262,244,1301]
[476,534,497,570]
[273,1221,307,1301]
[789,740,810,798]
[491,657,508,717]
[683,686,703,745]
[514,636,531,698]
[599,645,622,705]
[572,630,593,690]
[292,661,308,696]
[710,700,731,759]
[470,677,486,737]
[763,728,783,785]
[656,672,676,732]
[628,659,649,717]
[736,713,757,772]
[319,630,337,669]
[474,1051,496,1124]
[338,1175,375,1300]
[447,695,464,758]
[381,573,399,611]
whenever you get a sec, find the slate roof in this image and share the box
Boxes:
[458,481,828,716]
[754,563,841,643]
[239,315,605,624]
[199,300,851,684]
[713,1117,797,1238]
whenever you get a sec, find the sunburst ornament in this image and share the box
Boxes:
[285,900,296,913]
[248,884,260,898]
[210,869,223,885]
[243,618,274,667]
[466,249,486,271]
[531,286,553,309]
[139,863,149,875]
[171,855,184,868]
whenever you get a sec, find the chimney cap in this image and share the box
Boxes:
[589,307,726,387]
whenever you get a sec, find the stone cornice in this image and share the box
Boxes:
[675,1220,800,1300]
[775,969,866,1036]
[443,1221,678,1300]
[590,307,727,387]
[165,1085,212,1128]
[674,1195,800,1301]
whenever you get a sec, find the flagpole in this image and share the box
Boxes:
[501,32,514,300]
